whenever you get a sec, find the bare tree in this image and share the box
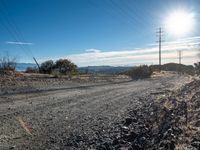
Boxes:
[0,53,17,71]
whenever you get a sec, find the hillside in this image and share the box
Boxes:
[151,63,195,74]
[16,63,132,74]
[16,63,37,71]
[16,63,196,75]
[78,66,132,74]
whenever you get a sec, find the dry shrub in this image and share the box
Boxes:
[127,65,153,79]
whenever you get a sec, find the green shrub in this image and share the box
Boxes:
[54,59,78,75]
[127,65,153,79]
[40,60,54,74]
[38,59,79,75]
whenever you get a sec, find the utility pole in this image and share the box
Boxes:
[33,57,40,72]
[156,27,163,70]
[178,50,182,64]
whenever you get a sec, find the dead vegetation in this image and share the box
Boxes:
[0,72,131,95]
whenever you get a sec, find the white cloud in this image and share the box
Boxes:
[38,36,200,67]
[148,36,200,47]
[66,48,199,67]
[6,41,33,45]
[85,49,101,53]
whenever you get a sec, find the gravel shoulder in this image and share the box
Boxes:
[0,73,193,149]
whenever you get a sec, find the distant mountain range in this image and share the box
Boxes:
[16,63,132,74]
[16,63,195,75]
[78,66,132,74]
[16,63,37,71]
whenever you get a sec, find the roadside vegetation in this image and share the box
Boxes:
[193,50,200,75]
[25,59,78,76]
[123,62,200,80]
[25,67,39,73]
[0,53,17,74]
[194,62,200,75]
[125,65,153,80]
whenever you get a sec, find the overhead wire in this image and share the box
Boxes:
[109,0,155,39]
[0,0,34,59]
[88,0,155,47]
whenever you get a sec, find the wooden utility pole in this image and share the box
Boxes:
[33,57,40,71]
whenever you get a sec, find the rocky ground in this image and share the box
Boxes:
[75,79,200,150]
[0,72,199,149]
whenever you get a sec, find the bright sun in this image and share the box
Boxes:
[165,10,195,37]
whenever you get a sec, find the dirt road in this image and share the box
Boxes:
[0,73,192,149]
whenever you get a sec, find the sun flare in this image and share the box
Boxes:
[165,10,195,37]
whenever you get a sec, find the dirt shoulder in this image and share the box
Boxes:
[0,73,194,149]
[0,73,130,96]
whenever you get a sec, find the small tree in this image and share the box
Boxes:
[40,60,54,74]
[55,59,78,75]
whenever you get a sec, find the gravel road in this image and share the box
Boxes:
[0,73,192,149]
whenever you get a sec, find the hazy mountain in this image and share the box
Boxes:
[16,63,195,75]
[16,63,37,71]
[78,66,132,74]
[151,63,195,75]
[16,63,132,74]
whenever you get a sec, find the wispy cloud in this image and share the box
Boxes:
[6,41,33,45]
[38,36,200,67]
[66,49,199,67]
[85,49,101,53]
[149,36,200,47]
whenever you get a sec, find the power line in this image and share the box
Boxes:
[88,0,154,43]
[108,0,154,34]
[122,0,157,28]
[0,0,34,58]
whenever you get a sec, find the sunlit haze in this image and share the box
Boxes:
[165,10,195,37]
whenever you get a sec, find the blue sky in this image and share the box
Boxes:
[0,0,200,66]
